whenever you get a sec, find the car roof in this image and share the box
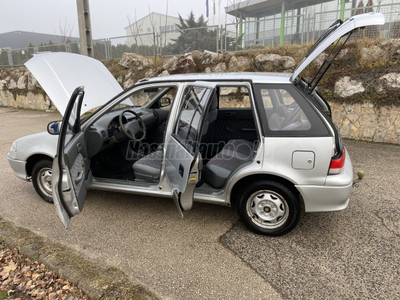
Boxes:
[142,72,293,85]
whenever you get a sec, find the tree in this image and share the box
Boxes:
[354,1,365,38]
[364,0,378,38]
[56,19,74,44]
[169,11,217,54]
[147,8,160,66]
[127,9,144,54]
[355,0,364,15]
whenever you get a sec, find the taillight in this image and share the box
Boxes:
[329,147,346,175]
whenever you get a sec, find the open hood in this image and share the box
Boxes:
[291,12,385,89]
[25,52,123,116]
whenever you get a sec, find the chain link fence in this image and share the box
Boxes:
[0,43,80,68]
[106,25,221,59]
[0,40,115,67]
[1,2,399,67]
[226,2,400,50]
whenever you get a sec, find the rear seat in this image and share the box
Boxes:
[203,139,255,189]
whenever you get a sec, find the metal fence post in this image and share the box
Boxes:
[105,39,109,60]
[340,1,346,20]
[225,27,228,52]
[220,26,223,53]
[216,26,219,52]
[7,49,13,67]
[280,1,286,46]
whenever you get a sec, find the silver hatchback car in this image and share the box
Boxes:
[8,13,384,235]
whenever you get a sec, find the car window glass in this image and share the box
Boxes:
[262,88,311,131]
[218,87,250,108]
[108,86,177,112]
[160,88,177,109]
[260,89,273,108]
[174,86,209,152]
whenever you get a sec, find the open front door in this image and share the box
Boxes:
[165,81,217,216]
[52,87,93,228]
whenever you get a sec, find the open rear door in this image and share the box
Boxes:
[290,12,385,86]
[165,81,217,216]
[52,87,93,228]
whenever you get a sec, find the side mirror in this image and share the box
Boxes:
[159,97,171,108]
[47,121,62,135]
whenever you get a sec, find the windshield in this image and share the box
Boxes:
[111,86,175,112]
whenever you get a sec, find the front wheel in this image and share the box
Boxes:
[238,180,300,236]
[32,159,54,203]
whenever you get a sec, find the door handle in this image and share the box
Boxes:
[75,170,83,184]
[179,164,184,177]
[77,143,82,152]
[225,112,236,117]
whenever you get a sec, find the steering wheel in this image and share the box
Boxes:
[119,110,146,141]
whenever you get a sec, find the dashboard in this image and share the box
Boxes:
[86,108,159,158]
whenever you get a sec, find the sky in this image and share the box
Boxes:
[0,0,227,40]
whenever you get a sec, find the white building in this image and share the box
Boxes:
[125,12,181,48]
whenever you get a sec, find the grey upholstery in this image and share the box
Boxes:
[133,97,218,183]
[268,104,287,130]
[268,112,283,130]
[132,150,162,182]
[277,104,288,118]
[269,104,304,131]
[203,139,254,189]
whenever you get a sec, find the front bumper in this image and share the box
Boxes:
[7,154,28,181]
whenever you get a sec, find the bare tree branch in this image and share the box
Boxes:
[56,18,74,44]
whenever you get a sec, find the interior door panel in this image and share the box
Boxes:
[165,81,217,215]
[63,131,91,212]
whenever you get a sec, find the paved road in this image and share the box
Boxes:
[223,139,400,299]
[0,107,281,299]
[1,107,400,299]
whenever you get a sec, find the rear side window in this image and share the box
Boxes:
[254,84,330,137]
[261,88,311,131]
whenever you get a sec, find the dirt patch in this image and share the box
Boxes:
[0,217,157,300]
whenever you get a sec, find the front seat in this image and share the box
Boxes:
[133,96,218,183]
[132,150,163,182]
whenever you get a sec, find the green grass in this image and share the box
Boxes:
[0,291,8,300]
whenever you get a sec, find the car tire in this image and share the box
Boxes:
[32,159,54,203]
[238,180,300,236]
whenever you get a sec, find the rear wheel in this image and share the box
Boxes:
[238,180,300,236]
[32,159,53,203]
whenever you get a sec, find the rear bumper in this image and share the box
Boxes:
[296,148,353,212]
[296,183,352,212]
[7,155,28,181]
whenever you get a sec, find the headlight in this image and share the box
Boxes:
[10,141,17,152]
[8,141,17,159]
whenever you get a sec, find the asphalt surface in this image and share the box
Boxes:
[222,139,400,299]
[1,107,400,299]
[0,107,281,299]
